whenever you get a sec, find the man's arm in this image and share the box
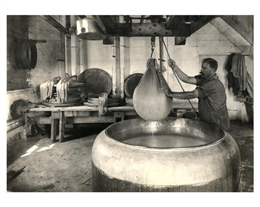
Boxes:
[165,88,199,99]
[168,59,197,85]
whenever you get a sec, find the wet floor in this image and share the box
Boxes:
[7,121,253,192]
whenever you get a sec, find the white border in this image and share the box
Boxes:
[1,0,259,207]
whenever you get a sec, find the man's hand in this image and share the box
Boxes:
[160,86,172,97]
[168,58,179,71]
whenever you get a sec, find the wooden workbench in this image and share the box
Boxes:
[28,102,197,143]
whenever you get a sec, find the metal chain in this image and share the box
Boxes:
[150,36,155,58]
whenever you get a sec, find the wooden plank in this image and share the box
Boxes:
[75,111,91,116]
[165,16,185,30]
[7,126,25,139]
[26,111,46,118]
[62,106,99,111]
[107,23,190,37]
[29,107,61,112]
[30,106,98,112]
[37,117,52,124]
[108,106,135,112]
[65,111,73,117]
[92,15,108,33]
[72,116,115,123]
[52,111,60,119]
[189,16,217,35]
[221,15,253,45]
[40,15,69,34]
[96,15,117,30]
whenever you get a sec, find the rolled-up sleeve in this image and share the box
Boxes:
[195,75,203,86]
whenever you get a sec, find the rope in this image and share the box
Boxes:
[162,38,197,114]
[150,36,155,58]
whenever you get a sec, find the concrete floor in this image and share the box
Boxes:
[7,121,253,192]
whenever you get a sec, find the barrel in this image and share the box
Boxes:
[92,118,241,192]
[78,68,112,96]
[124,73,143,98]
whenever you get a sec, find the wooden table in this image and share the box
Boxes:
[27,102,197,143]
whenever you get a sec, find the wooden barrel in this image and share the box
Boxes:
[78,68,112,96]
[124,73,143,98]
[92,118,241,192]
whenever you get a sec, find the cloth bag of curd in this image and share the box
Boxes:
[133,58,172,121]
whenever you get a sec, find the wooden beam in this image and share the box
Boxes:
[92,16,115,45]
[140,15,145,25]
[220,15,253,45]
[175,37,186,45]
[189,15,217,35]
[103,36,114,45]
[78,15,86,19]
[166,16,185,30]
[92,15,108,33]
[93,15,117,30]
[107,23,190,37]
[172,16,216,44]
[40,15,69,34]
[66,15,71,30]
[7,126,25,139]
[72,116,115,123]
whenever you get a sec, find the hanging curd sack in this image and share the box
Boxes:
[133,59,172,121]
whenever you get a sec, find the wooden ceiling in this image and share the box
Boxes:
[86,15,217,38]
[40,15,253,47]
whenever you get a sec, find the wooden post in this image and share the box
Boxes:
[65,35,71,76]
[123,37,130,79]
[51,114,57,143]
[159,37,164,71]
[80,39,87,73]
[70,15,80,76]
[59,111,65,143]
[115,37,121,98]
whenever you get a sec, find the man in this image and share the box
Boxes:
[163,58,230,131]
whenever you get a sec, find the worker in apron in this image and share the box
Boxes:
[163,58,230,131]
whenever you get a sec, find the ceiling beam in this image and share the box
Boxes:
[93,15,117,31]
[189,15,217,35]
[91,16,115,45]
[220,15,253,45]
[172,16,217,45]
[92,15,108,34]
[106,23,190,37]
[40,15,69,34]
[175,37,186,45]
[165,16,185,30]
[103,36,114,45]
[140,15,145,25]
[78,15,86,19]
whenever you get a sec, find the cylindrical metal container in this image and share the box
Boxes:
[92,118,241,192]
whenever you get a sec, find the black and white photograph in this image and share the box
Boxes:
[1,0,259,207]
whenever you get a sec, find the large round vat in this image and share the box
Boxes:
[92,118,241,192]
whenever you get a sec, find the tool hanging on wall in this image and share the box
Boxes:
[161,38,197,114]
[15,39,47,69]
